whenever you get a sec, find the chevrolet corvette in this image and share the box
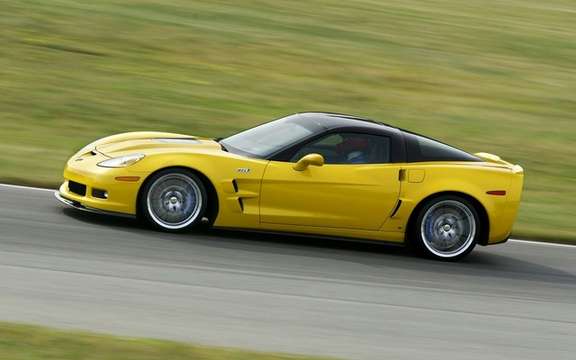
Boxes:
[55,112,524,260]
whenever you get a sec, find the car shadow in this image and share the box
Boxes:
[60,207,576,285]
[61,207,410,255]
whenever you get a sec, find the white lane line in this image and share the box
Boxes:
[0,183,55,192]
[509,239,575,248]
[0,183,575,248]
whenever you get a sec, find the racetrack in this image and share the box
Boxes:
[0,184,575,360]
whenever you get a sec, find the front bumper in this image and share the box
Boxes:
[57,150,146,216]
[55,191,135,218]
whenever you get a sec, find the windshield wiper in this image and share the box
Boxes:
[218,140,228,152]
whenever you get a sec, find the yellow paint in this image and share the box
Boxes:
[407,169,425,183]
[58,132,524,245]
[292,153,325,171]
[260,161,401,230]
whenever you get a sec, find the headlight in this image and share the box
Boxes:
[97,154,145,168]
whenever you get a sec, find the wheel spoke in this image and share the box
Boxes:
[420,200,476,257]
[146,173,202,229]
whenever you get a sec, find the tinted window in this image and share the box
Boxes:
[404,132,480,162]
[291,133,391,164]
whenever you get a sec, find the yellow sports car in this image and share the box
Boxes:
[56,112,524,260]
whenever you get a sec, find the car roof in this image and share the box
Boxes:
[296,112,399,133]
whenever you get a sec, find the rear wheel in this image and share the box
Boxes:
[140,169,207,232]
[412,195,480,261]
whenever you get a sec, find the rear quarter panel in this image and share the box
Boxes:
[383,162,523,244]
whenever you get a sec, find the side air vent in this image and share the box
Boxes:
[232,179,238,192]
[238,198,244,211]
[390,200,402,218]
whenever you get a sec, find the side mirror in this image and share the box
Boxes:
[293,153,325,171]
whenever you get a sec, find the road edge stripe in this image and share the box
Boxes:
[0,183,55,192]
[509,239,575,248]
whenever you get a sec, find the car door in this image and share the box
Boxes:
[259,132,401,231]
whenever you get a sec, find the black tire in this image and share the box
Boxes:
[139,169,208,232]
[410,195,480,261]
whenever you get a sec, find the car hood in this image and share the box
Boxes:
[92,131,222,157]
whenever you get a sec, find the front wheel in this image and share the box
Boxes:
[411,195,480,261]
[139,169,208,232]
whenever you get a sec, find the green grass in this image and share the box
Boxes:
[1,0,575,241]
[0,322,333,360]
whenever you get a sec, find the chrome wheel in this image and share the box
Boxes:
[146,173,203,230]
[420,200,476,258]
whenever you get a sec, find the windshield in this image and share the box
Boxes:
[220,114,326,158]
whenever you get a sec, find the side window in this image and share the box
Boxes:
[405,132,480,162]
[290,133,391,164]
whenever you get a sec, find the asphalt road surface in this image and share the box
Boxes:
[0,184,575,360]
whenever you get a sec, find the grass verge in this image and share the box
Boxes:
[0,322,334,360]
